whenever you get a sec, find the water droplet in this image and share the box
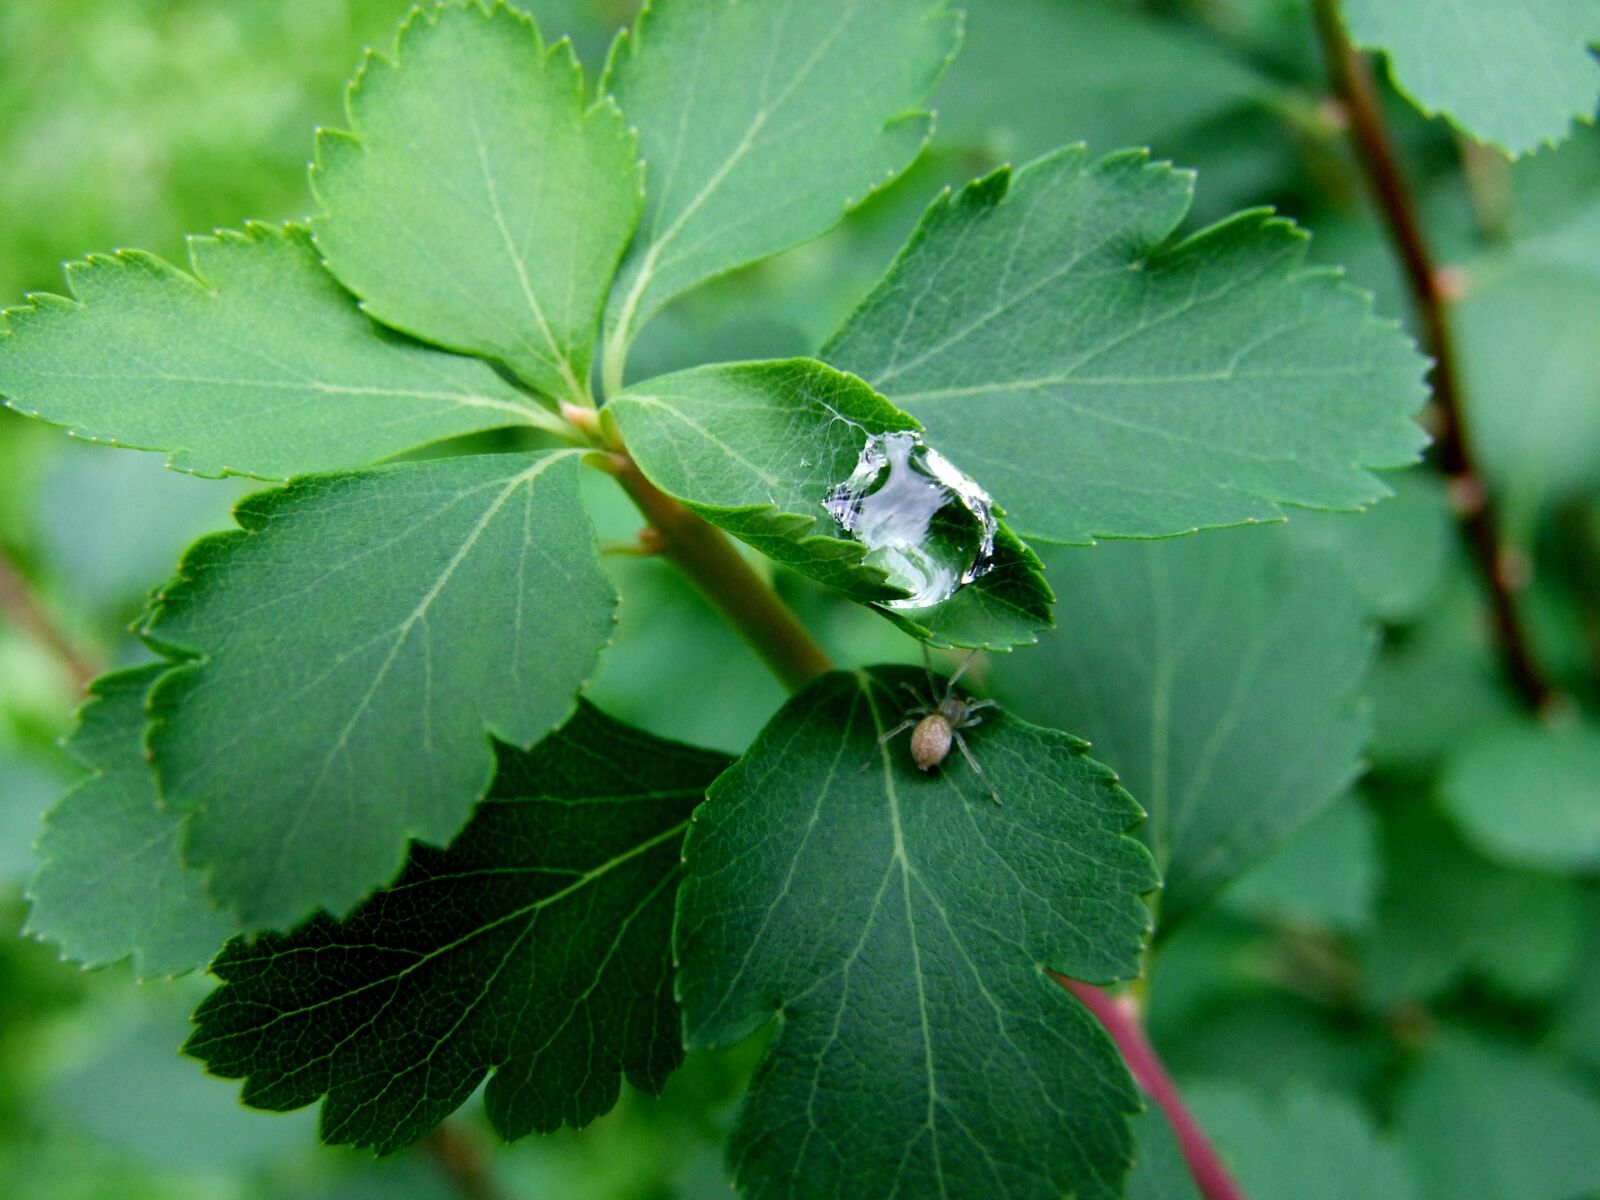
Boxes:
[822,430,997,609]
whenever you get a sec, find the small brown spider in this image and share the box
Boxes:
[867,651,1002,803]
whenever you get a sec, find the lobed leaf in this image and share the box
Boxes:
[1188,1083,1418,1200]
[1286,470,1454,624]
[989,525,1374,928]
[1362,804,1584,1006]
[1125,1106,1202,1200]
[0,224,547,480]
[187,702,727,1153]
[313,1,642,404]
[1221,792,1379,934]
[877,523,1053,650]
[611,358,1053,647]
[26,665,236,978]
[600,0,961,375]
[1342,0,1600,156]
[141,451,616,931]
[938,0,1279,162]
[825,147,1429,545]
[1553,902,1600,1076]
[675,667,1158,1200]
[1395,1029,1600,1200]
[1439,719,1600,872]
[1367,578,1522,771]
[1455,262,1600,532]
[612,360,921,602]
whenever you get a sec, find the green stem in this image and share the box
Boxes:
[1310,0,1557,713]
[557,397,833,690]
[593,448,834,691]
[601,328,629,402]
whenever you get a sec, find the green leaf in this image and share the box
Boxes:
[141,450,616,930]
[1342,0,1600,156]
[187,701,726,1154]
[36,444,251,613]
[0,750,65,887]
[1286,470,1454,624]
[1189,1082,1418,1200]
[1362,804,1582,1006]
[1367,577,1521,771]
[1221,791,1379,933]
[1158,992,1391,1102]
[1439,720,1600,872]
[877,524,1052,650]
[675,667,1158,1200]
[1125,1106,1201,1200]
[1456,263,1600,531]
[25,666,236,977]
[824,148,1428,545]
[600,0,961,374]
[938,0,1279,161]
[613,360,919,599]
[989,526,1374,927]
[312,1,641,405]
[52,1010,316,1169]
[1395,1029,1600,1200]
[611,359,1053,647]
[1553,894,1600,1076]
[0,224,552,480]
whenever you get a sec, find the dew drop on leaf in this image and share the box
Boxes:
[822,430,998,608]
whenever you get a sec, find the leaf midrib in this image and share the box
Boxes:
[859,670,951,1198]
[265,453,578,886]
[211,813,692,1037]
[609,0,859,347]
[463,103,587,403]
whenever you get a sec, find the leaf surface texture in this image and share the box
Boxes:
[0,225,543,479]
[676,667,1158,1200]
[188,703,727,1152]
[826,148,1428,544]
[314,1,642,402]
[143,451,615,930]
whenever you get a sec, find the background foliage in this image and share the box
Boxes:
[0,1,1597,1197]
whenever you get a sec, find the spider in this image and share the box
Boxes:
[867,650,1002,804]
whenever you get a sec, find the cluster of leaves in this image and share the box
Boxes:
[0,2,1598,1199]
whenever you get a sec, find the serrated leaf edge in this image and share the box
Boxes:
[134,449,615,929]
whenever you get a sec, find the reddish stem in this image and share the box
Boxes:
[1055,976,1247,1200]
[421,1124,506,1200]
[0,545,97,691]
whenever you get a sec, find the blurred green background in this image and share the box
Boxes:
[1,2,1598,1198]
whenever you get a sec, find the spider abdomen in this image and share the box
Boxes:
[911,714,953,771]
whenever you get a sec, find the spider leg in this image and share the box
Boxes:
[952,729,1002,804]
[962,698,998,716]
[942,647,981,706]
[858,718,919,773]
[920,643,938,702]
[875,718,919,747]
[897,681,932,710]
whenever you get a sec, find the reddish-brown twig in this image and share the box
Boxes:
[1056,977,1247,1200]
[1311,0,1556,712]
[0,544,97,691]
